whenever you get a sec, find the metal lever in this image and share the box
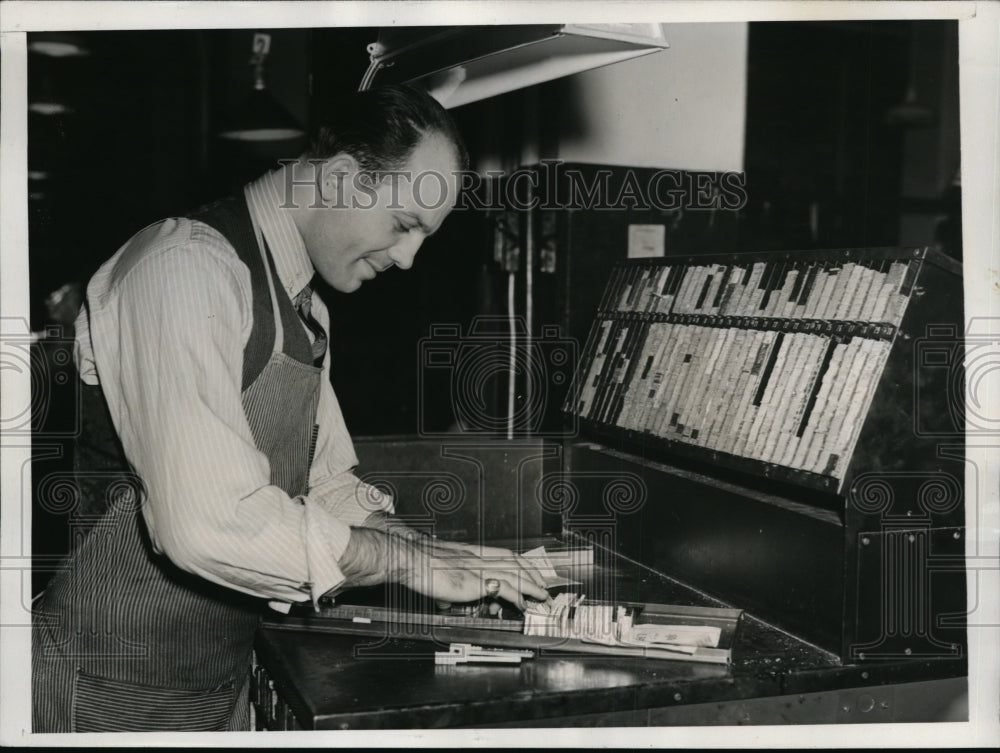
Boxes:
[434,643,535,665]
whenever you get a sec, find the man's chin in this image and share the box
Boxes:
[328,277,363,294]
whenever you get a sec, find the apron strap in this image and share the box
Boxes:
[243,186,285,355]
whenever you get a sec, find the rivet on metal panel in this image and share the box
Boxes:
[861,671,869,680]
[673,692,683,702]
[908,534,916,543]
[858,694,876,713]
[861,536,870,546]
[904,647,912,655]
[858,652,866,660]
[953,531,961,539]
[880,701,890,709]
[841,705,851,713]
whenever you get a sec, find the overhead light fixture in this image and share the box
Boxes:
[28,33,91,58]
[28,102,73,116]
[29,72,74,116]
[360,24,669,109]
[219,32,306,142]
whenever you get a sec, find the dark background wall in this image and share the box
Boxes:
[737,21,960,255]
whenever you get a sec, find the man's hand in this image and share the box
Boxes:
[337,527,550,610]
[403,546,551,611]
[358,511,549,592]
[428,540,549,592]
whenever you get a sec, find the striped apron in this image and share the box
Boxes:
[32,193,323,732]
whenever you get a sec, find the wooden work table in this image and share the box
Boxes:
[253,537,967,729]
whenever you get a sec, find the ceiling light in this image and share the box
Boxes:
[28,33,91,58]
[219,32,306,142]
[28,102,73,116]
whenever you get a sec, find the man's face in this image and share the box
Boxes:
[301,133,460,293]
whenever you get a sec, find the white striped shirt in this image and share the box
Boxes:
[74,169,393,610]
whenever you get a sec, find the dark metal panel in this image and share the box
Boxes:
[476,707,650,727]
[462,678,968,726]
[646,676,966,725]
[353,436,554,542]
[564,443,845,653]
[847,527,966,662]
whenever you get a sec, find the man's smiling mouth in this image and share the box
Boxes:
[364,258,390,273]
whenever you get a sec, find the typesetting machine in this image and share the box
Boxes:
[255,247,967,728]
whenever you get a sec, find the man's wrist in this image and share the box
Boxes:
[339,526,425,588]
[338,527,389,587]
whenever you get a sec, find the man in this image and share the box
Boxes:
[33,84,548,733]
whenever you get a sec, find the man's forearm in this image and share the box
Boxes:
[337,524,451,589]
[338,525,448,594]
[338,526,403,588]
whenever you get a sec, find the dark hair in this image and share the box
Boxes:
[307,84,468,173]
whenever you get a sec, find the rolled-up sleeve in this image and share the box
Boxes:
[86,221,356,606]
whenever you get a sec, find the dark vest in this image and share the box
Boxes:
[33,194,324,732]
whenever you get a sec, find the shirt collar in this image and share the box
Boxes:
[244,169,314,300]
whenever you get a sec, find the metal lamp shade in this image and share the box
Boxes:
[218,87,306,142]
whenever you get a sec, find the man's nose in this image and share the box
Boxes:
[387,232,424,270]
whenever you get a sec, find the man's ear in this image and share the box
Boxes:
[318,153,358,205]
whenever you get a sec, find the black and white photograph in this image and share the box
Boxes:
[1,1,998,747]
